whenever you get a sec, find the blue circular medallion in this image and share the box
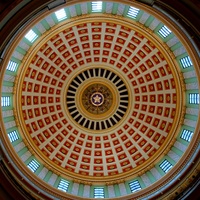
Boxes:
[90,92,104,106]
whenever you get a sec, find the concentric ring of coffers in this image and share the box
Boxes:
[15,18,180,180]
[66,68,129,131]
[2,2,197,199]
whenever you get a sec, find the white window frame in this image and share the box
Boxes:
[159,159,173,173]
[25,29,38,43]
[27,159,40,173]
[92,1,103,12]
[8,130,19,143]
[158,25,172,38]
[58,179,70,192]
[189,93,199,104]
[180,56,193,68]
[1,96,11,107]
[7,60,18,72]
[129,180,142,193]
[94,187,105,198]
[181,129,193,142]
[127,6,140,19]
[55,8,67,21]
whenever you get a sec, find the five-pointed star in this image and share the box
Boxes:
[93,95,101,103]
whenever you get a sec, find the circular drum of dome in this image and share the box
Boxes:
[66,68,129,131]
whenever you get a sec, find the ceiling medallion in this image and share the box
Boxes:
[66,68,129,131]
[83,83,112,113]
[90,91,105,107]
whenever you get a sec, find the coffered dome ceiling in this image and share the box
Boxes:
[0,1,199,199]
[17,18,181,180]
